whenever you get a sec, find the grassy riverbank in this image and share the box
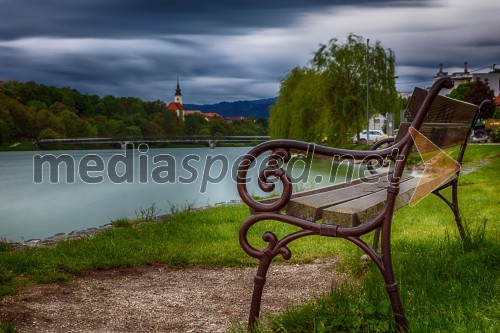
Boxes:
[1,145,499,332]
[0,142,37,151]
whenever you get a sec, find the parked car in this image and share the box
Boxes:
[469,129,488,143]
[353,130,385,144]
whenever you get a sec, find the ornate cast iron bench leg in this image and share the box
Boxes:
[239,213,321,330]
[432,179,466,240]
[248,255,271,328]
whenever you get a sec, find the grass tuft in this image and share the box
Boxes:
[110,217,133,229]
[0,320,15,333]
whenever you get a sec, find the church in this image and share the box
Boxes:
[166,79,222,120]
[166,78,185,118]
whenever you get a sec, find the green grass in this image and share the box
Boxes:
[0,145,498,332]
[0,142,37,151]
[0,320,14,333]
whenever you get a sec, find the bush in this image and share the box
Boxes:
[492,108,500,119]
[489,128,500,142]
[38,128,62,140]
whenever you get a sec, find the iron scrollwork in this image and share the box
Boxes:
[237,147,293,213]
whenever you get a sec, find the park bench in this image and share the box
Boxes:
[236,77,490,331]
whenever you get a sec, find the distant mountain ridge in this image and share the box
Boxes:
[184,97,276,119]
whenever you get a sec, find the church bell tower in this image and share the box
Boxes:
[174,77,183,104]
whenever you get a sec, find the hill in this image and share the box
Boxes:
[0,80,269,143]
[184,97,276,119]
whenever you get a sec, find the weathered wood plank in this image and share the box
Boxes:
[406,87,478,123]
[285,175,391,221]
[322,173,457,227]
[322,177,417,227]
[396,123,471,149]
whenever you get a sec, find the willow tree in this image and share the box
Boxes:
[270,34,398,146]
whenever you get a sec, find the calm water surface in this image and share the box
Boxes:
[0,147,361,242]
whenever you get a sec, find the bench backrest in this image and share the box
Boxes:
[394,87,480,161]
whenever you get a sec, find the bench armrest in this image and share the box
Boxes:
[236,139,402,213]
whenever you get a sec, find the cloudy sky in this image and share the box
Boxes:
[0,0,499,104]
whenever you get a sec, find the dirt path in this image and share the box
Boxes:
[1,258,346,333]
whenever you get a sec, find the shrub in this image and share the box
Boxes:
[489,128,500,142]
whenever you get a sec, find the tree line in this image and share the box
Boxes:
[0,80,268,145]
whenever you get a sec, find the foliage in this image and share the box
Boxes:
[448,79,496,118]
[167,201,197,216]
[110,217,133,229]
[134,202,162,221]
[270,34,398,146]
[489,128,500,142]
[0,320,14,333]
[0,80,268,144]
[38,128,62,140]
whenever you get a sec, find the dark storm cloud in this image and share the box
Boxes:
[0,0,425,40]
[0,0,498,103]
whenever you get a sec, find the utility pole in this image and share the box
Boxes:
[366,38,370,143]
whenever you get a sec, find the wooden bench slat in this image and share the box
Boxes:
[285,175,390,221]
[322,173,458,227]
[322,177,418,227]
[255,176,369,207]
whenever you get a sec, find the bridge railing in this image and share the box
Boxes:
[36,136,271,145]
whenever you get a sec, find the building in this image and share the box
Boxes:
[203,112,222,120]
[434,62,500,96]
[166,78,185,118]
[166,79,224,121]
[369,114,386,131]
[185,110,223,121]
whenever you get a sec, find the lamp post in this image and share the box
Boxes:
[366,38,370,143]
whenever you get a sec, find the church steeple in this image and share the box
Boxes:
[174,77,183,104]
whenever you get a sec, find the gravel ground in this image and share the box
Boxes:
[1,258,346,333]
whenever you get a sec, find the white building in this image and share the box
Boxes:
[369,113,386,131]
[434,62,500,96]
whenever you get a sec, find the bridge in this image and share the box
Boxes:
[35,136,270,149]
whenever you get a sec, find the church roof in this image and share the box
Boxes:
[167,102,185,111]
[184,110,203,115]
[204,112,222,118]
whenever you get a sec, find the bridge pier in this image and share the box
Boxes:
[208,140,217,149]
[120,141,132,149]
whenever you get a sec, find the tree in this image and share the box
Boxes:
[57,109,87,137]
[448,79,496,118]
[184,113,208,135]
[38,128,62,140]
[36,109,66,136]
[0,118,10,144]
[102,95,125,119]
[270,34,397,146]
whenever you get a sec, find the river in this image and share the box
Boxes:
[0,146,362,242]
